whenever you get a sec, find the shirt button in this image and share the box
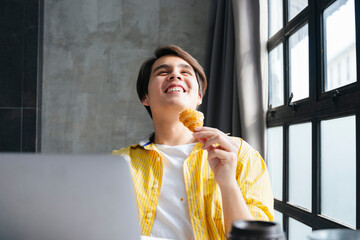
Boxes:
[146,212,152,218]
[153,184,158,189]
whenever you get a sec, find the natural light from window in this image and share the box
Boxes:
[324,0,357,91]
[288,218,312,240]
[321,115,356,228]
[288,0,308,21]
[288,123,312,211]
[269,44,284,108]
[266,127,283,200]
[289,24,309,102]
[269,0,283,37]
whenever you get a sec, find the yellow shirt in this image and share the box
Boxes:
[112,137,273,240]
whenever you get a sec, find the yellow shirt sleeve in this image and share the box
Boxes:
[236,138,274,221]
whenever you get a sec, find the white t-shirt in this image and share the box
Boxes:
[150,143,196,240]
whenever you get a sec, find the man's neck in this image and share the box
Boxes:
[152,116,196,146]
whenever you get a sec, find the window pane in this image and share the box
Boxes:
[289,24,309,102]
[288,218,312,240]
[269,44,284,108]
[320,116,356,228]
[266,127,283,200]
[274,210,283,231]
[289,123,312,210]
[288,0,308,21]
[324,0,357,91]
[269,0,283,37]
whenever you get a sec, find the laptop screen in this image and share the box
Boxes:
[0,154,141,240]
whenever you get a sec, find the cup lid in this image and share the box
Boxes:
[229,220,284,238]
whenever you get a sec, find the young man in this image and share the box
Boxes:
[112,45,273,240]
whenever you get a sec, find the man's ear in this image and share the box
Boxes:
[197,93,202,106]
[142,95,150,106]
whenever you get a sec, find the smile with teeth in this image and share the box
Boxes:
[165,86,185,93]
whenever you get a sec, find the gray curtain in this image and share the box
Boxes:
[202,0,265,156]
[202,0,241,137]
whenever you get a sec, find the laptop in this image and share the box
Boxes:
[0,154,141,240]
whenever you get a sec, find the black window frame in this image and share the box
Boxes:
[267,0,360,236]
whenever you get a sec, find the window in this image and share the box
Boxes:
[266,0,359,238]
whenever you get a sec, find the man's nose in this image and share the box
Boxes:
[169,72,182,80]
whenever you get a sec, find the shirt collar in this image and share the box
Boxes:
[139,139,151,147]
[138,139,203,152]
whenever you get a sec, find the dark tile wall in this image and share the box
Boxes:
[0,0,42,152]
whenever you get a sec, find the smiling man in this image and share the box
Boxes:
[112,45,274,240]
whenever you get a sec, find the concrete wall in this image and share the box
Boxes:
[42,0,211,153]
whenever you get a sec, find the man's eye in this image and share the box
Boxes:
[182,71,191,75]
[158,71,168,75]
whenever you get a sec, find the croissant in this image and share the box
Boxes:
[179,109,204,132]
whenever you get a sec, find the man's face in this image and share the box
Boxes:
[142,55,202,115]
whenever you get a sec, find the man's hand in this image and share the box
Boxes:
[193,126,239,187]
[194,126,254,235]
